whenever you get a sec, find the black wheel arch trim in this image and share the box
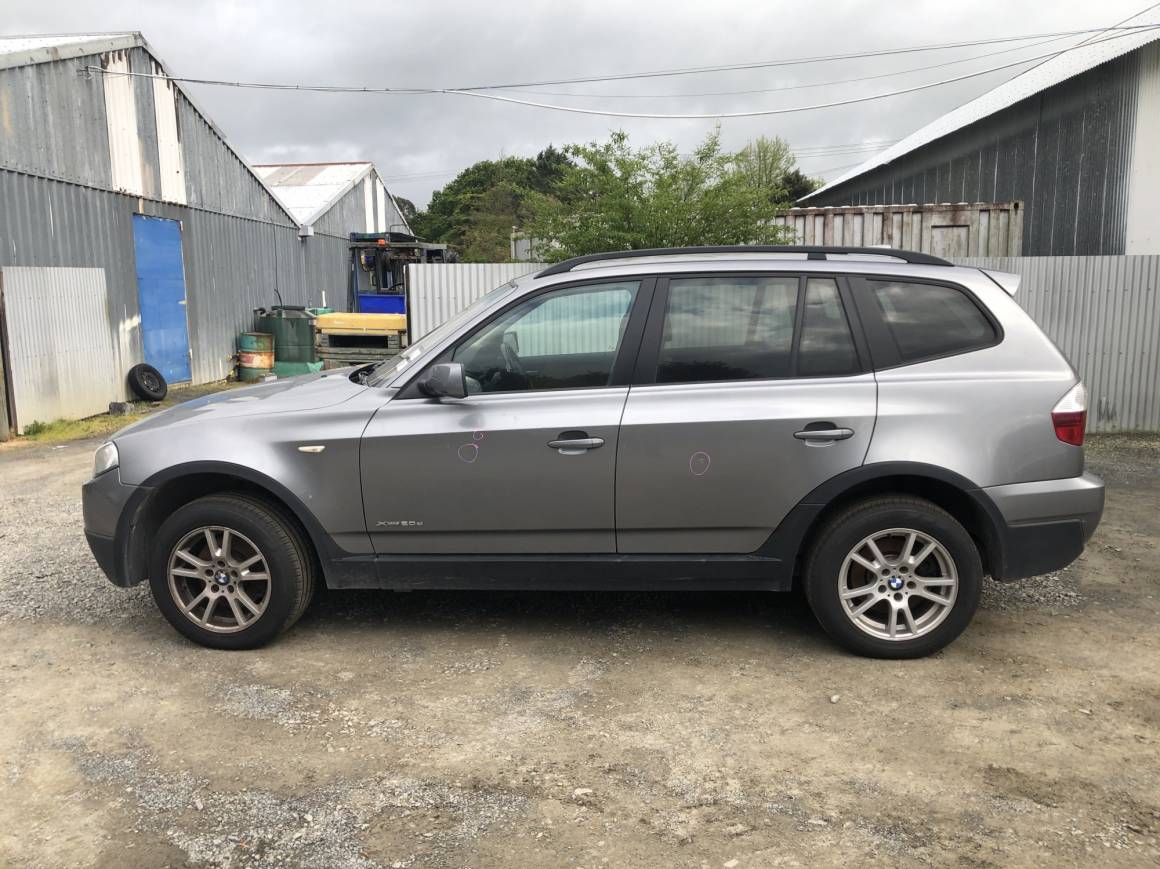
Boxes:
[115,461,359,588]
[756,461,1008,578]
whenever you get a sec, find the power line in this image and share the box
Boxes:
[85,26,1158,120]
[812,161,869,175]
[453,25,1158,91]
[499,32,1078,100]
[438,30,1152,119]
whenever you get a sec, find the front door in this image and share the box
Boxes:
[616,273,876,553]
[131,214,191,384]
[361,278,651,554]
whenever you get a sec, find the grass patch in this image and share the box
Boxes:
[14,380,245,445]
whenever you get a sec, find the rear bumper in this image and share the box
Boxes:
[980,471,1104,580]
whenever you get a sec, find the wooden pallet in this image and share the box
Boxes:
[318,347,401,370]
[316,332,404,350]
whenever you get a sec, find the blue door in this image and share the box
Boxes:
[132,215,191,384]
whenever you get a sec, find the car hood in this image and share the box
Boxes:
[114,369,368,437]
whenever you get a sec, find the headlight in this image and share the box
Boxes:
[93,442,119,477]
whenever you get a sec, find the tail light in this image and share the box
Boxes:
[1052,383,1087,446]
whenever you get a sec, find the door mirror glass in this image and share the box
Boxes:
[417,362,467,399]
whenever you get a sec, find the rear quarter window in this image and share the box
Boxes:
[868,280,996,363]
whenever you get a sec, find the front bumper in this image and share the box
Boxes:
[82,468,146,586]
[980,471,1105,580]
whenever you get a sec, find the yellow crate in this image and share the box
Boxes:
[315,312,407,334]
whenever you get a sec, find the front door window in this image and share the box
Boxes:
[452,281,640,393]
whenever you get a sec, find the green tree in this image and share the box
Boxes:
[735,136,821,205]
[781,168,822,203]
[393,195,418,227]
[409,147,573,260]
[523,130,795,261]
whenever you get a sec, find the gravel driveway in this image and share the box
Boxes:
[1,433,1158,867]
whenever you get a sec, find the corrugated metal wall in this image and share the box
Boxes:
[0,169,348,405]
[0,267,119,431]
[406,263,547,340]
[809,51,1141,256]
[957,255,1160,432]
[775,202,1023,257]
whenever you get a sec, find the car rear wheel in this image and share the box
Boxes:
[804,496,982,659]
[148,494,316,649]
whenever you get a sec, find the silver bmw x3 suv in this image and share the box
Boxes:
[83,246,1104,658]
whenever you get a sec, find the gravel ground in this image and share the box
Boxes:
[1,432,1158,867]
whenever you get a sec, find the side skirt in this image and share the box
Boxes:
[324,554,793,592]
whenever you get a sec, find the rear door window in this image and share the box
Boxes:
[798,278,861,377]
[868,280,996,363]
[653,275,860,383]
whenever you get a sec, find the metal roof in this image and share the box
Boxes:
[0,32,141,70]
[0,31,303,226]
[252,162,375,226]
[802,20,1160,202]
[253,161,414,234]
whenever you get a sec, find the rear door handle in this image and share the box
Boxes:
[548,432,604,454]
[793,427,854,442]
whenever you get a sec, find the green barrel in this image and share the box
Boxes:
[254,306,317,364]
[238,331,274,382]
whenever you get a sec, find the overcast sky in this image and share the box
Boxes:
[3,0,1153,206]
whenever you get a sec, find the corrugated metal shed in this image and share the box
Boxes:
[406,263,546,340]
[956,255,1160,432]
[806,23,1160,201]
[802,23,1160,257]
[0,32,353,428]
[254,162,411,236]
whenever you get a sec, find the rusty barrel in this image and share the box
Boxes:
[238,332,274,382]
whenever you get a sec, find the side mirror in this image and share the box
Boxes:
[417,362,467,399]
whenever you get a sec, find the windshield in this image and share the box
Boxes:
[364,281,519,387]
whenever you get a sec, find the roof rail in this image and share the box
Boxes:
[536,245,954,277]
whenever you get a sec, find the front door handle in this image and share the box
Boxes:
[548,431,605,454]
[793,427,854,442]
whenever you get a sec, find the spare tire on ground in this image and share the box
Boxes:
[127,363,168,402]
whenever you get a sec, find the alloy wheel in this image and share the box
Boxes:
[167,526,271,634]
[837,527,958,641]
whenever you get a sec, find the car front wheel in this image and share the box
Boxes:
[148,494,316,649]
[804,496,982,659]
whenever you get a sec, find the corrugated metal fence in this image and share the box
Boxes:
[1,267,120,431]
[406,263,546,340]
[955,256,1159,432]
[408,256,1160,432]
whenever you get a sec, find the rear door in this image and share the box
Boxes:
[616,272,876,553]
[361,277,653,554]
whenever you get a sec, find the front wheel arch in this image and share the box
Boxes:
[118,465,332,588]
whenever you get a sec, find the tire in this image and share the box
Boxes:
[803,496,982,659]
[148,494,316,650]
[128,363,167,401]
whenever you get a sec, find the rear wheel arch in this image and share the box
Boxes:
[775,464,1003,580]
